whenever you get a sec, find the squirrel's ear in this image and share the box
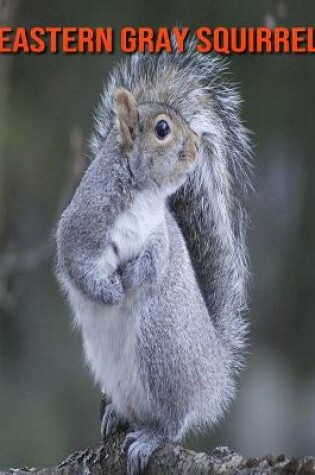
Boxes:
[114,88,138,151]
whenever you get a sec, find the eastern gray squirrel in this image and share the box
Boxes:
[56,37,251,475]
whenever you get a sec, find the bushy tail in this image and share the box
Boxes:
[92,35,252,372]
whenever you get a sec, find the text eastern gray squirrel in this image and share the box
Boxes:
[56,36,252,475]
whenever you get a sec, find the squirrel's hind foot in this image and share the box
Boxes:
[100,402,128,439]
[123,427,169,475]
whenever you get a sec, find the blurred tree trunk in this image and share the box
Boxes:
[0,431,314,475]
[0,0,17,246]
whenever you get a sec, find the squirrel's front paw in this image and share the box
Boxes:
[120,253,161,292]
[123,428,167,475]
[120,259,139,291]
[100,272,125,305]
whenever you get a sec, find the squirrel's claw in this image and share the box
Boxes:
[101,403,127,439]
[123,428,167,475]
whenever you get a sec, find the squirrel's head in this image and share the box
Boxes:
[113,87,200,194]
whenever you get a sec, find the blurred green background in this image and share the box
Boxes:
[0,0,315,468]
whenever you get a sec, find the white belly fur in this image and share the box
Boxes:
[62,190,165,420]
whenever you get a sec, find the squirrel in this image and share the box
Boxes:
[56,36,251,475]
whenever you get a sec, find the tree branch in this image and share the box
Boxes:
[1,430,314,475]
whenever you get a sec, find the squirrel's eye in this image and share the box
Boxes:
[155,120,171,140]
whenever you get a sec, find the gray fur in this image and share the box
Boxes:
[56,36,251,475]
[92,36,251,371]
